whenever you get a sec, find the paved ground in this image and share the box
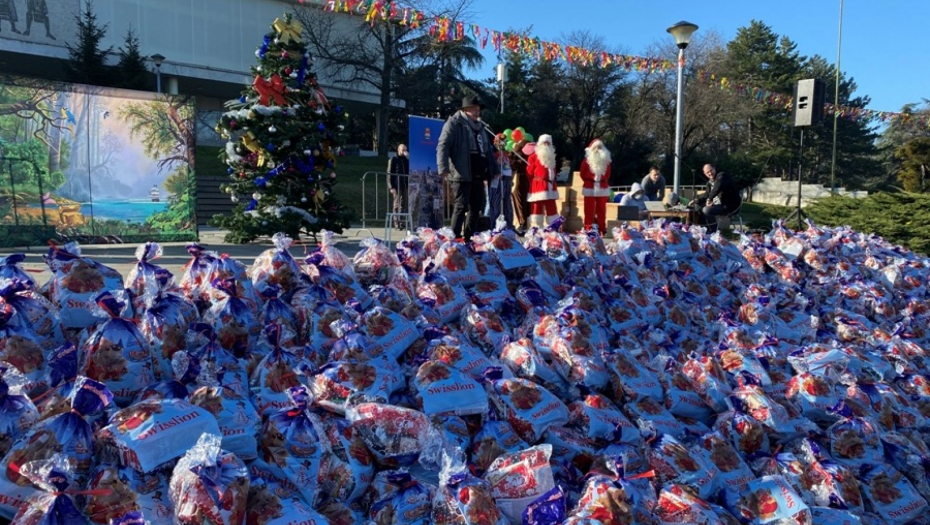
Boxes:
[1,226,409,285]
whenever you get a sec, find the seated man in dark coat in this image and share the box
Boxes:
[693,164,741,232]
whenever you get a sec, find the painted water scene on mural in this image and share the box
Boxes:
[0,76,196,243]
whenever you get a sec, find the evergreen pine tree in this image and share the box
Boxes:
[212,13,351,244]
[116,27,149,91]
[64,0,113,86]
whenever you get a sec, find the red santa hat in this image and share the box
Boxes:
[537,134,553,145]
[586,138,604,151]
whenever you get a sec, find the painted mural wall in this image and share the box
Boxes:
[0,76,197,244]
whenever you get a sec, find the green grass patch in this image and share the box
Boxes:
[333,155,389,225]
[740,201,792,231]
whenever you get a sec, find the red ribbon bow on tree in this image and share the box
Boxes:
[253,74,287,106]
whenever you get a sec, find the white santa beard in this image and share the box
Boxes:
[586,150,610,177]
[536,146,555,169]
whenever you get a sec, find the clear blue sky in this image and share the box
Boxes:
[465,0,927,113]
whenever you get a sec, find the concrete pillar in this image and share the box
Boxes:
[167,76,179,95]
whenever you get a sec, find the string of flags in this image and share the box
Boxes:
[305,0,930,128]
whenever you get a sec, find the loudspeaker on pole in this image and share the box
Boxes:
[793,79,826,128]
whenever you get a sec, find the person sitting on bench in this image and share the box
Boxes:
[691,164,741,232]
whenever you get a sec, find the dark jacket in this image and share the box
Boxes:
[436,111,499,183]
[640,174,666,202]
[705,171,742,212]
[388,155,409,190]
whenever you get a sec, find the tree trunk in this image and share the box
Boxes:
[167,102,195,169]
[47,93,66,176]
[376,25,394,156]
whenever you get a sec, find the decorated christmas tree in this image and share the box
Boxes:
[212,13,351,244]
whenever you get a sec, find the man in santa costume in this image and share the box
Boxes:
[579,138,612,232]
[526,134,559,228]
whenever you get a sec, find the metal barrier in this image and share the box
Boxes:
[609,184,704,201]
[360,170,453,232]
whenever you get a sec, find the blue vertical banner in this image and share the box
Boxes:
[408,115,445,228]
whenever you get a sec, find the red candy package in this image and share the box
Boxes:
[470,418,529,477]
[97,398,221,473]
[484,445,556,525]
[860,464,930,524]
[317,229,356,277]
[568,393,641,445]
[368,471,433,525]
[417,264,469,324]
[648,434,720,501]
[189,382,261,461]
[249,324,305,417]
[0,366,39,459]
[734,475,812,525]
[169,433,249,525]
[8,454,90,525]
[361,306,420,361]
[80,291,161,407]
[251,233,303,300]
[204,278,261,358]
[141,269,200,379]
[603,349,664,403]
[347,402,431,468]
[462,304,511,355]
[413,360,488,417]
[43,242,123,329]
[433,454,508,525]
[486,375,569,444]
[624,396,686,440]
[0,277,66,355]
[310,358,403,414]
[433,337,503,382]
[0,377,112,519]
[499,338,566,394]
[178,243,217,311]
[657,484,740,525]
[433,239,481,289]
[305,252,373,310]
[0,308,48,398]
[318,414,375,504]
[352,237,402,288]
[260,387,331,506]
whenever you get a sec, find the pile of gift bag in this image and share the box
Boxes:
[2,217,930,525]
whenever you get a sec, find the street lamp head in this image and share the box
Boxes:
[667,21,699,49]
[150,53,165,68]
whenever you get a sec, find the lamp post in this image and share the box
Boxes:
[150,53,165,94]
[666,21,698,197]
[830,0,844,194]
[496,62,507,113]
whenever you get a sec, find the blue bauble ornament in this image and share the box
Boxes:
[318,123,326,131]
[266,143,276,152]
